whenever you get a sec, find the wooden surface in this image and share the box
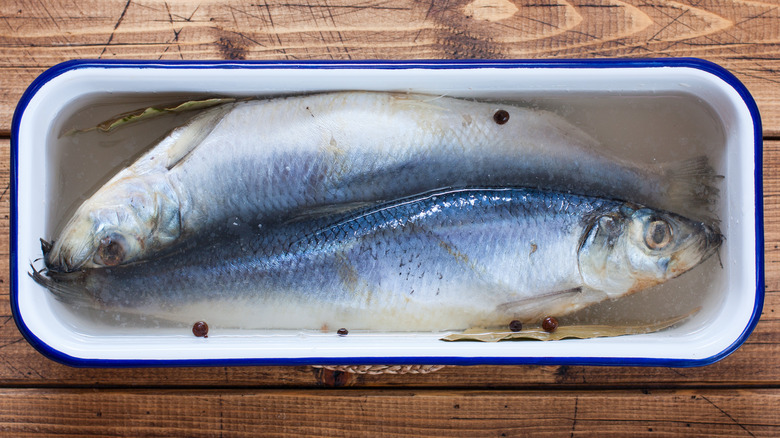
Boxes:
[2,0,779,436]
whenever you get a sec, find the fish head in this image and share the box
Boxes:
[578,204,722,298]
[44,175,181,273]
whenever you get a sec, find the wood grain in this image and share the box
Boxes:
[3,0,780,136]
[3,2,780,431]
[0,388,777,437]
[0,138,776,388]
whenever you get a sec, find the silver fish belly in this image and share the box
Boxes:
[45,92,718,272]
[36,188,722,332]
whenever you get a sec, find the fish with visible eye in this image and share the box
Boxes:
[41,92,719,273]
[32,188,722,331]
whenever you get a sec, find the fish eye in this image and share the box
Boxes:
[645,219,672,250]
[94,234,126,266]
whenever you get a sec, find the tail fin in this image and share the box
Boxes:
[31,264,188,327]
[662,156,722,223]
[29,264,98,309]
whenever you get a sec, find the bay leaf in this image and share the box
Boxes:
[66,97,236,135]
[441,309,698,342]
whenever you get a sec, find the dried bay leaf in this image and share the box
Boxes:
[65,97,236,135]
[441,309,698,342]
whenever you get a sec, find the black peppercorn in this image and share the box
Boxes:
[192,321,209,338]
[493,109,510,125]
[542,317,558,332]
[509,320,523,332]
[337,328,349,336]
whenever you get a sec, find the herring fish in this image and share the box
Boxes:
[34,188,722,331]
[44,92,718,273]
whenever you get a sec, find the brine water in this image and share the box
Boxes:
[42,91,729,337]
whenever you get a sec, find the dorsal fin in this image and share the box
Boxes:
[163,104,236,170]
[281,201,380,225]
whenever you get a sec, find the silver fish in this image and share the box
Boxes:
[44,92,718,273]
[34,188,721,332]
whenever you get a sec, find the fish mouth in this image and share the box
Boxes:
[40,238,61,270]
[43,251,87,274]
[40,238,54,257]
[699,221,723,261]
[41,237,74,273]
[670,221,722,276]
[41,246,76,274]
[42,234,102,273]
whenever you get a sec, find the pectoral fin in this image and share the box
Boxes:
[496,287,608,322]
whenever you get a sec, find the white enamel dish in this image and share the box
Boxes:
[11,59,763,367]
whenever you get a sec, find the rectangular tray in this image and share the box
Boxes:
[11,59,763,367]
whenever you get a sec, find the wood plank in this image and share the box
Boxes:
[0,320,774,388]
[0,138,777,387]
[0,388,777,437]
[4,1,778,434]
[2,0,780,136]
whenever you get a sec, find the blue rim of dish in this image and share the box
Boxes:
[10,58,764,368]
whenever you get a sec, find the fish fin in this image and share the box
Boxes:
[535,109,602,147]
[28,265,97,309]
[388,93,453,113]
[496,287,607,322]
[162,103,235,170]
[282,201,380,225]
[662,156,722,222]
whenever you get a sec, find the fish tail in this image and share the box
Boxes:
[662,156,722,222]
[30,264,183,325]
[29,264,97,309]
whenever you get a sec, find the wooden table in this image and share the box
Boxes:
[2,1,778,436]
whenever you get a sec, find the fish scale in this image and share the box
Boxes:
[37,187,720,331]
[44,92,719,273]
